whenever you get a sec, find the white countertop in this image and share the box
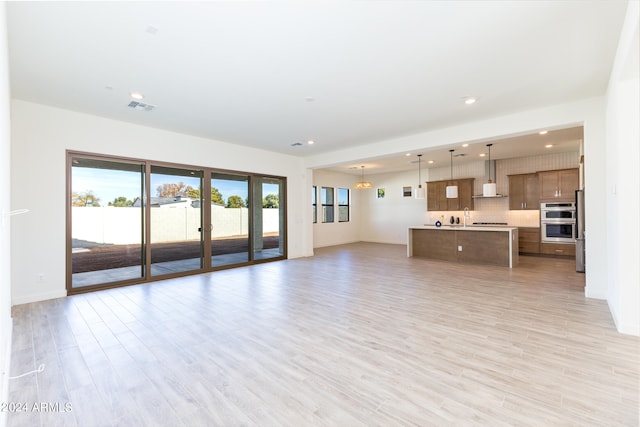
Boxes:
[409,225,518,232]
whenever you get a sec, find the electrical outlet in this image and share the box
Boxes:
[458,245,462,251]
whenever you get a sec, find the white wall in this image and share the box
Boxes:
[10,100,312,304]
[312,169,361,248]
[0,1,12,418]
[359,169,430,244]
[605,1,640,335]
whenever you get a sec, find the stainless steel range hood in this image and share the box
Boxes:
[473,160,506,198]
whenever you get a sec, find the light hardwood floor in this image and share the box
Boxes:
[6,243,639,426]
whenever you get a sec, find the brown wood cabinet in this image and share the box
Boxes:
[410,227,518,267]
[508,173,539,210]
[518,227,540,254]
[540,242,576,257]
[426,181,447,211]
[426,178,474,211]
[519,228,577,258]
[538,168,579,201]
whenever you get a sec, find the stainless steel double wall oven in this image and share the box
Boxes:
[540,202,576,244]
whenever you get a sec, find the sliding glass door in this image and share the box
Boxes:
[70,156,145,288]
[253,176,286,261]
[210,172,250,268]
[149,165,204,277]
[67,152,287,293]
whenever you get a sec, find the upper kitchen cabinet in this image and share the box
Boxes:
[427,178,475,211]
[508,173,539,210]
[427,181,448,211]
[538,168,579,201]
[454,178,475,211]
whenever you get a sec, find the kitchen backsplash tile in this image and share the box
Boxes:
[425,151,577,227]
[427,209,539,227]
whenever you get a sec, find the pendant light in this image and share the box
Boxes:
[354,165,373,189]
[446,149,458,198]
[482,143,497,197]
[414,154,425,199]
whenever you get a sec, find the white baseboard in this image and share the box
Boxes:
[313,239,360,249]
[585,287,606,300]
[12,289,67,306]
[617,322,640,336]
[314,240,408,249]
[608,298,640,336]
[361,239,407,246]
[1,317,13,427]
[288,250,315,258]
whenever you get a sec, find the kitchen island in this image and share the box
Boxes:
[408,225,519,268]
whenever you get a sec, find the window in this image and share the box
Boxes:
[338,188,350,222]
[312,186,317,223]
[321,187,334,223]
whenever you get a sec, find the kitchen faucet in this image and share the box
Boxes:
[463,207,471,228]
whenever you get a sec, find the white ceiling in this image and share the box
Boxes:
[6,1,627,173]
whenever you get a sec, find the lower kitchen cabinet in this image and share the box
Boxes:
[520,228,577,257]
[518,227,540,254]
[540,242,576,257]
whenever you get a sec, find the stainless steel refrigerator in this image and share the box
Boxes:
[575,189,585,272]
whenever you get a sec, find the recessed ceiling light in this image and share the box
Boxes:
[545,144,553,148]
[480,153,486,157]
[428,160,434,164]
[405,153,411,157]
[130,92,144,100]
[307,140,315,145]
[539,130,548,135]
[464,97,476,105]
[462,144,469,147]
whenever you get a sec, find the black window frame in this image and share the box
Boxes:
[312,185,317,224]
[321,187,334,223]
[338,187,350,222]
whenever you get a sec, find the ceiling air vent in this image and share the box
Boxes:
[290,142,303,147]
[127,101,156,111]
